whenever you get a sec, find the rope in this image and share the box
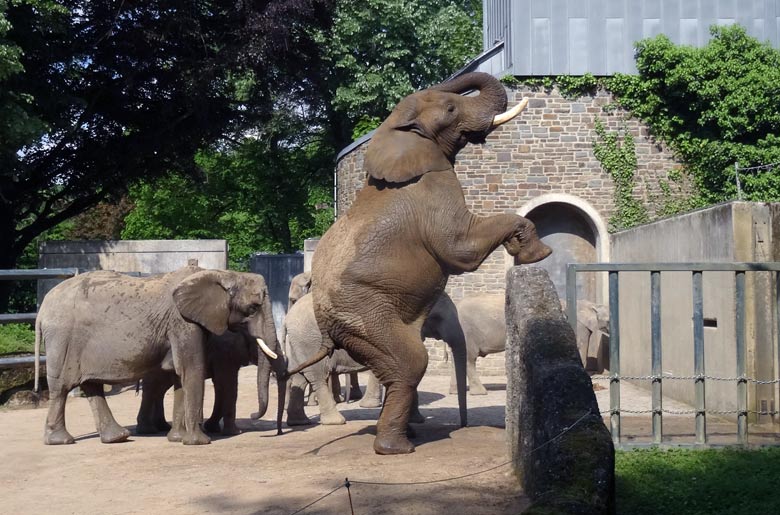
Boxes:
[288,483,345,515]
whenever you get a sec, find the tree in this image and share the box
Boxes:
[0,0,333,309]
[318,0,482,142]
[608,25,780,203]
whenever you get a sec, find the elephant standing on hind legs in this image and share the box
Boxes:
[289,72,552,454]
[36,266,287,445]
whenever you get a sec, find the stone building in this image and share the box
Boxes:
[333,0,780,376]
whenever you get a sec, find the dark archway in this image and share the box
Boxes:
[519,202,598,302]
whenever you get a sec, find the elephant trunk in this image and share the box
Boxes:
[254,291,285,423]
[429,72,508,130]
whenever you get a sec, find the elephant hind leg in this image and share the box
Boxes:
[467,357,487,395]
[43,378,75,445]
[81,382,131,443]
[286,373,313,426]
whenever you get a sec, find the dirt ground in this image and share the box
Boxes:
[0,370,529,515]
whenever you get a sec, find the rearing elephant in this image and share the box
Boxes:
[290,72,551,454]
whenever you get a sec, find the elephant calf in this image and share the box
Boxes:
[36,266,285,445]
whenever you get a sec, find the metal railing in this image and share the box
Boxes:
[0,268,79,368]
[565,262,780,448]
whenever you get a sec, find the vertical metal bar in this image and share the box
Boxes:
[566,264,578,331]
[609,271,621,445]
[735,271,747,445]
[651,271,663,444]
[692,271,707,444]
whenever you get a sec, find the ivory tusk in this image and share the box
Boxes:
[491,97,529,127]
[256,338,278,360]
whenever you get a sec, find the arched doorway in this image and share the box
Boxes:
[507,195,609,303]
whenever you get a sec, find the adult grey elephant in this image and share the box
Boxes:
[289,72,552,454]
[449,294,506,396]
[136,326,284,438]
[35,266,286,445]
[285,292,467,427]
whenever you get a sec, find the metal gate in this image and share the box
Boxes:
[566,262,780,448]
[248,253,304,340]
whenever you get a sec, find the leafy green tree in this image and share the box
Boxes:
[0,0,333,310]
[319,0,482,141]
[608,25,780,203]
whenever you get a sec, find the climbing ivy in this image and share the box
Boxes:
[592,120,648,231]
[501,73,603,99]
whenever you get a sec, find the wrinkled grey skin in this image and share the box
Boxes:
[575,300,610,374]
[450,294,507,396]
[291,72,551,454]
[35,266,285,445]
[137,327,287,438]
[285,292,468,428]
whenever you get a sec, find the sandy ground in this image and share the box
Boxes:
[3,369,776,515]
[0,370,528,515]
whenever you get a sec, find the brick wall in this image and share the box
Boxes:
[336,85,685,375]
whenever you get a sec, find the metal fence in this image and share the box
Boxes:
[565,262,780,448]
[0,269,79,369]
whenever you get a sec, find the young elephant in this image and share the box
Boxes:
[136,326,284,438]
[450,294,506,396]
[35,266,285,445]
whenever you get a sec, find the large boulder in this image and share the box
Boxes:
[505,267,614,514]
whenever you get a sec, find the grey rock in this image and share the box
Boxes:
[505,267,614,514]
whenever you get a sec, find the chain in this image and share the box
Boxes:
[600,409,780,416]
[591,374,780,384]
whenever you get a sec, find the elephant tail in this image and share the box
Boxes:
[34,315,42,392]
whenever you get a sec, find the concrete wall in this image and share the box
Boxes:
[611,202,779,422]
[38,239,228,304]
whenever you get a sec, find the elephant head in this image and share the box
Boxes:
[287,271,312,310]
[364,72,527,183]
[173,270,287,434]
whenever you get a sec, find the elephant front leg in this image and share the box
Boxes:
[306,363,345,425]
[81,382,131,443]
[218,367,241,436]
[467,357,487,395]
[359,371,383,408]
[180,368,210,445]
[167,381,185,442]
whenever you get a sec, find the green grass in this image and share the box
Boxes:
[0,324,35,355]
[617,447,780,514]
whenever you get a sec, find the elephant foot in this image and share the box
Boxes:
[513,239,552,265]
[319,411,346,425]
[166,428,183,443]
[44,428,75,445]
[349,387,363,401]
[203,418,222,434]
[286,415,313,426]
[250,411,261,420]
[359,398,382,408]
[100,426,131,444]
[373,431,415,455]
[304,397,319,407]
[182,429,211,445]
[155,420,172,432]
[406,424,417,438]
[221,422,242,436]
[469,385,488,396]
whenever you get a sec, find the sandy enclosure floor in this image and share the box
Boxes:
[0,370,529,515]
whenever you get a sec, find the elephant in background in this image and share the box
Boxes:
[35,266,286,445]
[292,72,551,454]
[449,294,507,396]
[575,300,610,374]
[287,271,311,310]
[137,326,283,438]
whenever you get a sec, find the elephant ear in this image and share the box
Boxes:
[173,270,231,335]
[365,111,453,183]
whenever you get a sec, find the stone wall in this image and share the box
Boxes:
[336,85,684,375]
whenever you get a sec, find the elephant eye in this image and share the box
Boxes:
[246,303,260,315]
[447,104,455,113]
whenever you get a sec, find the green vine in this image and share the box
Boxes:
[501,73,604,99]
[593,120,648,231]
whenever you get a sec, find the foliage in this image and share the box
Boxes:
[607,25,780,204]
[592,120,648,231]
[0,323,35,354]
[0,0,334,309]
[616,447,780,515]
[122,109,335,269]
[318,0,482,141]
[501,73,602,99]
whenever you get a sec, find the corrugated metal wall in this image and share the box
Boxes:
[483,0,780,76]
[248,254,304,340]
